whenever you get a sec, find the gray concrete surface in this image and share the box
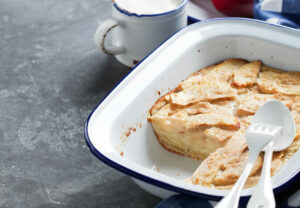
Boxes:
[0,0,161,207]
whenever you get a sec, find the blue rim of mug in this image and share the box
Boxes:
[112,0,188,17]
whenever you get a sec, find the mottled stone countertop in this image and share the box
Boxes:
[0,0,160,207]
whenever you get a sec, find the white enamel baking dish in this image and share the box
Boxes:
[85,18,300,200]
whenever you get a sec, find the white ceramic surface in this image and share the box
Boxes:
[86,18,300,200]
[94,0,188,67]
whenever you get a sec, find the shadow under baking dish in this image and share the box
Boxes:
[85,18,300,200]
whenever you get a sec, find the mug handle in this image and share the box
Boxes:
[94,19,126,55]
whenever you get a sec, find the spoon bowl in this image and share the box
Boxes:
[251,100,296,151]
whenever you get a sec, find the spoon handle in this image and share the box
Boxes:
[247,146,275,208]
[215,151,259,208]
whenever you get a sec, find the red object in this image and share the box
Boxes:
[212,0,254,17]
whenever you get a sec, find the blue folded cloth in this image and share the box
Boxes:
[254,0,300,28]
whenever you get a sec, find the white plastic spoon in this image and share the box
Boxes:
[215,100,295,208]
[247,101,296,208]
[215,123,280,208]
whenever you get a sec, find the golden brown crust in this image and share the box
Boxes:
[148,59,300,189]
[258,70,300,95]
[233,60,261,88]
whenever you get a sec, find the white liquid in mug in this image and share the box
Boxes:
[114,0,183,15]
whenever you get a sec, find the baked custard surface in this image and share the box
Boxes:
[148,59,300,189]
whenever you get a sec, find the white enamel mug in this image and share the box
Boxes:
[94,0,188,67]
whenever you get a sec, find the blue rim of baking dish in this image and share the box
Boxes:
[112,0,188,17]
[85,18,300,200]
